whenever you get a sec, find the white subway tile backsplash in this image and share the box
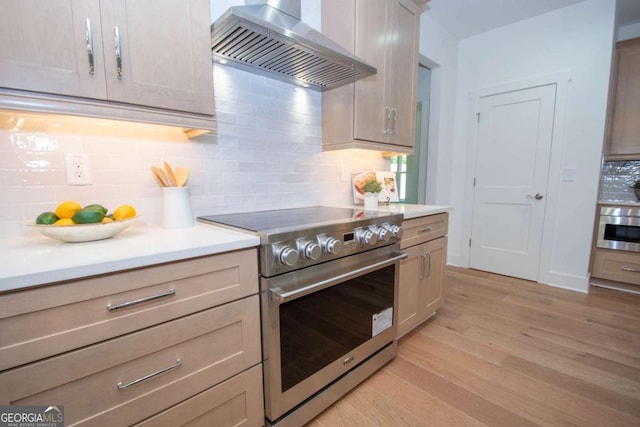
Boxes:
[0,65,386,238]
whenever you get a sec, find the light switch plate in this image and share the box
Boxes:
[562,167,576,182]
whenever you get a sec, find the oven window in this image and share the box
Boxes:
[604,224,640,243]
[279,265,395,392]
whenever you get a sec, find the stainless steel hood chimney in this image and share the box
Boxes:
[211,0,376,91]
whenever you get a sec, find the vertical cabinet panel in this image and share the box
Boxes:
[322,0,420,153]
[0,0,107,99]
[398,214,448,338]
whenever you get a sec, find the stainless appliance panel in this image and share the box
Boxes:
[597,206,640,252]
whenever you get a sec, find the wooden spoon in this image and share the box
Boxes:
[163,161,178,187]
[174,167,189,187]
[150,166,169,187]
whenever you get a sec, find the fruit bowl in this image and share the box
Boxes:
[28,217,137,243]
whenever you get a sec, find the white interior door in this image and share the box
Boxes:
[469,84,556,281]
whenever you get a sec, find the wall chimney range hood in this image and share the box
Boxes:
[211,0,376,91]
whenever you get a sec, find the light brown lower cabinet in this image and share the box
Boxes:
[592,247,640,285]
[397,214,448,337]
[0,249,264,426]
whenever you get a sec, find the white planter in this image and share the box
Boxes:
[363,192,379,211]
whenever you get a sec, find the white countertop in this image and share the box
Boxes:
[0,204,451,293]
[0,222,259,293]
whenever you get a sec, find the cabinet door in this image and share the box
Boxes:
[420,237,446,317]
[99,0,215,115]
[608,39,640,158]
[397,243,423,337]
[388,0,419,147]
[0,0,107,99]
[353,0,390,143]
[397,236,447,338]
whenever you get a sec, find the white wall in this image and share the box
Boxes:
[418,10,458,207]
[441,0,616,292]
[618,21,640,41]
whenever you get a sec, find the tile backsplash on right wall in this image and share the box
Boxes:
[599,160,640,202]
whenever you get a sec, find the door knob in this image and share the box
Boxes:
[526,193,544,200]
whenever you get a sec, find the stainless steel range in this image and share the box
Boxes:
[198,206,406,426]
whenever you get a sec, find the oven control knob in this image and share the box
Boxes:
[323,237,343,255]
[357,228,378,246]
[278,246,299,266]
[372,225,391,242]
[385,224,403,239]
[299,241,322,260]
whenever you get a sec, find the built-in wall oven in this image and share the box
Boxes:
[199,206,405,426]
[597,206,640,252]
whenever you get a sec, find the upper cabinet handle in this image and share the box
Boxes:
[85,19,94,75]
[384,107,391,134]
[390,108,397,135]
[114,26,123,80]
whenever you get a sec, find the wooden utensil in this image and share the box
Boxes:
[150,166,169,187]
[163,161,178,187]
[174,167,189,187]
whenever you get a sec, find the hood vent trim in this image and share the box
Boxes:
[211,4,376,90]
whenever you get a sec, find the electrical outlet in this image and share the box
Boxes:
[65,153,92,185]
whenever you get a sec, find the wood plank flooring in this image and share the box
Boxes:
[307,267,640,426]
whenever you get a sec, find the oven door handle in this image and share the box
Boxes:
[270,251,408,304]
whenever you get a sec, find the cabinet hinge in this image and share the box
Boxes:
[473,177,476,187]
[469,238,472,247]
[475,112,480,123]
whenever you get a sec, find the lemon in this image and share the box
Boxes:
[113,204,136,220]
[101,216,114,223]
[53,218,75,226]
[54,201,81,219]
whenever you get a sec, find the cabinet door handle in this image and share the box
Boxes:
[424,253,431,278]
[418,227,433,234]
[390,108,397,135]
[114,26,123,80]
[621,266,640,272]
[85,19,94,75]
[384,107,391,134]
[117,358,181,390]
[106,288,176,311]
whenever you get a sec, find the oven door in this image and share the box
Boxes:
[597,208,640,252]
[261,244,407,422]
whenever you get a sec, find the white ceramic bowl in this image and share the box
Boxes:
[28,217,137,243]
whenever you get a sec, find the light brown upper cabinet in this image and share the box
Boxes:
[605,37,640,160]
[321,0,420,153]
[0,0,215,132]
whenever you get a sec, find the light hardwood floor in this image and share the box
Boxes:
[307,267,640,426]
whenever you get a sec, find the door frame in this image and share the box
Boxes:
[461,71,571,284]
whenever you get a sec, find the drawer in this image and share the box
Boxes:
[591,248,640,285]
[0,249,257,371]
[134,364,264,427]
[400,213,448,249]
[0,295,261,426]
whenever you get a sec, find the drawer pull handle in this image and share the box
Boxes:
[621,267,640,273]
[107,288,176,311]
[418,227,433,234]
[117,358,181,390]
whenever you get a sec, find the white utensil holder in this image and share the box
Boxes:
[162,187,194,228]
